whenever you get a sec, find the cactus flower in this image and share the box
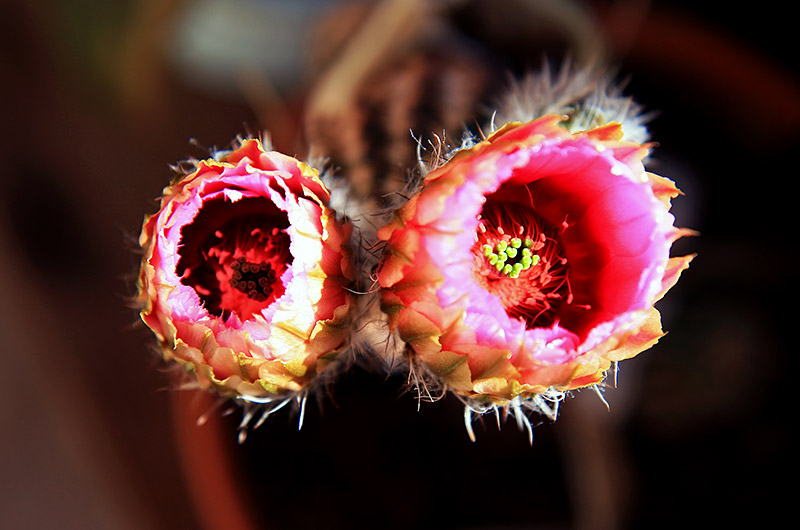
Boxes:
[137,139,354,402]
[377,115,693,415]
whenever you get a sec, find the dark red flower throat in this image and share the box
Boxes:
[472,185,571,329]
[177,197,292,321]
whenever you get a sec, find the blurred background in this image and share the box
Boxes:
[1,0,796,529]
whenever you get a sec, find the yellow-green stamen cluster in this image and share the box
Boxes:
[482,237,540,278]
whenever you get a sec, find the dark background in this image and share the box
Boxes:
[1,1,795,529]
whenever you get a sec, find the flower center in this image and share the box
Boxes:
[472,193,571,328]
[177,197,292,321]
[227,257,279,302]
[481,237,541,278]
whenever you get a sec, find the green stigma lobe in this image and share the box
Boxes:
[483,237,540,278]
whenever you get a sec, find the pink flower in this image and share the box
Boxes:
[377,115,693,414]
[137,139,354,402]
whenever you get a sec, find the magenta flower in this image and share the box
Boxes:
[377,115,693,419]
[137,139,354,402]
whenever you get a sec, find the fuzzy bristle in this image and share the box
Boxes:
[492,61,650,143]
